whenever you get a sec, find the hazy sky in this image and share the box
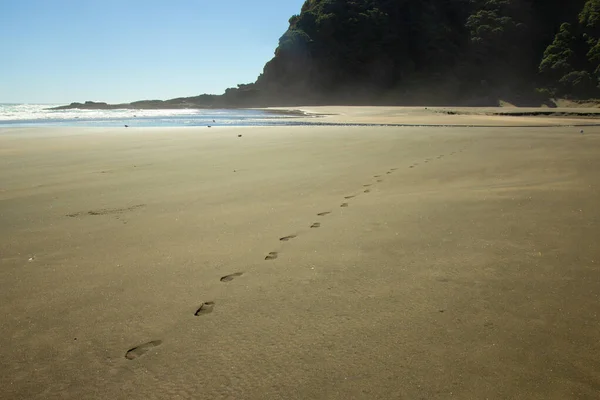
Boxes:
[0,0,305,104]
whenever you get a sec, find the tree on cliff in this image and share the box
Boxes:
[225,0,600,105]
[538,0,600,97]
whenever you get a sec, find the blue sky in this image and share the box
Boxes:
[0,0,305,104]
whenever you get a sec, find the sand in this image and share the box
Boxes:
[1,108,600,399]
[267,105,600,127]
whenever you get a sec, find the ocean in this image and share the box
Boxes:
[0,103,313,127]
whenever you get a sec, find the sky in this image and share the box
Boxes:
[0,0,305,104]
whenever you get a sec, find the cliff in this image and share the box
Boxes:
[53,0,600,110]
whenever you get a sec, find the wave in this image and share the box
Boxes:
[0,104,219,122]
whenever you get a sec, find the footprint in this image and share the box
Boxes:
[409,166,414,168]
[391,168,398,171]
[125,340,163,360]
[364,189,371,193]
[311,222,321,228]
[194,301,215,316]
[374,175,381,178]
[265,252,278,261]
[341,203,349,208]
[377,180,383,183]
[363,184,372,187]
[317,211,331,216]
[220,272,244,282]
[280,235,297,241]
[344,195,356,199]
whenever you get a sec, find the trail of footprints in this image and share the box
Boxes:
[124,147,467,360]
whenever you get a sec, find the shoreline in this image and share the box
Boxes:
[4,105,600,129]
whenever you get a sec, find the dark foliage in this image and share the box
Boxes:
[63,0,600,108]
[230,0,598,104]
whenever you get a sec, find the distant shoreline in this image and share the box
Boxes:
[49,97,600,120]
[47,101,314,118]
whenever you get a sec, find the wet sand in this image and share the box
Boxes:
[1,110,600,399]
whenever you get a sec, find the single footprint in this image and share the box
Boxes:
[377,180,383,183]
[317,211,331,216]
[194,301,215,316]
[345,195,356,199]
[220,272,244,282]
[391,168,398,171]
[280,235,297,241]
[363,184,372,187]
[341,203,349,208]
[374,175,381,178]
[364,189,371,193]
[265,252,278,261]
[311,222,321,228]
[409,166,414,168]
[125,340,163,360]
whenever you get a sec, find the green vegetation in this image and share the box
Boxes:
[57,0,600,109]
[225,0,600,105]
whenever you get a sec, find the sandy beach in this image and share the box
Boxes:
[268,105,600,127]
[1,108,600,399]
